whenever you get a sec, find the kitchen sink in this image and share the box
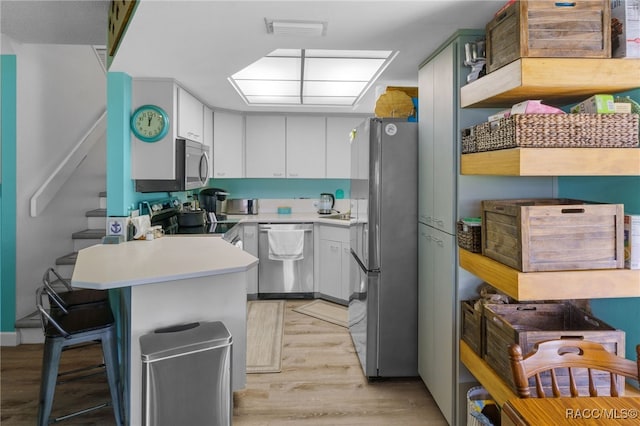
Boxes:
[322,213,353,220]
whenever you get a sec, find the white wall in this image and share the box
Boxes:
[14,41,106,320]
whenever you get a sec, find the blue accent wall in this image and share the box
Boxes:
[558,88,640,362]
[208,178,350,199]
[1,55,17,332]
[106,72,136,216]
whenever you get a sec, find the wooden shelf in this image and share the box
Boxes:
[459,248,640,301]
[461,58,640,108]
[460,340,516,406]
[460,340,640,407]
[461,148,640,176]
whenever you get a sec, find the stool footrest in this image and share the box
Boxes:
[51,402,111,423]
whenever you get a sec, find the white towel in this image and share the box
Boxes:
[268,229,304,261]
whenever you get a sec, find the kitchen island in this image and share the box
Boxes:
[71,236,258,426]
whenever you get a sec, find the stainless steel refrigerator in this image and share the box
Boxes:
[349,118,418,378]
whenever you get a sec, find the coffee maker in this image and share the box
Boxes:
[199,188,229,222]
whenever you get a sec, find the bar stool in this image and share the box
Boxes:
[36,286,124,426]
[42,267,108,309]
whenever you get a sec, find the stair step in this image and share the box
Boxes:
[15,311,45,344]
[72,229,106,239]
[56,252,78,265]
[15,310,40,329]
[86,208,106,217]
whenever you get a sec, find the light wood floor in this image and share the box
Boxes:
[1,300,447,425]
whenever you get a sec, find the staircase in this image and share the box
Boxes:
[15,192,107,344]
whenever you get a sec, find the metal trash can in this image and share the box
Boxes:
[140,321,232,426]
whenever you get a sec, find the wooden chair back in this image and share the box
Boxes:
[509,339,640,398]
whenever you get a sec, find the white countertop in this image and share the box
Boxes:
[71,236,258,290]
[227,213,355,226]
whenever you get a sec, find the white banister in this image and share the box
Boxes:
[30,110,107,217]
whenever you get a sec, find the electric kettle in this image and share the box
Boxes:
[318,193,335,215]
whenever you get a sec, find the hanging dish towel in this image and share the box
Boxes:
[268,229,304,261]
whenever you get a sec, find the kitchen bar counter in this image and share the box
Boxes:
[72,236,257,289]
[71,236,257,426]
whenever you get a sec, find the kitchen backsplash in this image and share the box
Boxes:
[207,178,350,200]
[257,198,351,214]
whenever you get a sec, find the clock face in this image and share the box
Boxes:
[131,105,169,142]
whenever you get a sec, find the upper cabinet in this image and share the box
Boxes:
[460,58,640,177]
[286,116,326,178]
[326,117,363,178]
[131,79,209,180]
[203,105,214,178]
[245,115,286,178]
[177,86,204,143]
[131,79,178,180]
[213,110,244,178]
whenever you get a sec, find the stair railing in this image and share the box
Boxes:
[30,110,106,217]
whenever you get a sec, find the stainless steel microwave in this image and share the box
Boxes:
[136,139,210,192]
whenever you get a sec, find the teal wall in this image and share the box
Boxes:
[558,88,640,361]
[1,55,17,333]
[106,72,136,216]
[207,178,350,199]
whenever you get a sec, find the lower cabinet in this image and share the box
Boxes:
[318,225,350,303]
[418,223,455,425]
[242,223,258,296]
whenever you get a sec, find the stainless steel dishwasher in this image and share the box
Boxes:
[258,223,314,298]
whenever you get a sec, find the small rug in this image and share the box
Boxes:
[246,300,285,373]
[293,300,348,328]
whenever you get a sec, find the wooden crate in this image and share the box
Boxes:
[461,300,483,355]
[482,303,626,393]
[486,0,611,73]
[481,198,624,272]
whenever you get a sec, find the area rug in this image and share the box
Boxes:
[293,300,348,328]
[246,300,285,373]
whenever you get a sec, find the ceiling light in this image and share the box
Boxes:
[265,19,327,37]
[228,49,397,107]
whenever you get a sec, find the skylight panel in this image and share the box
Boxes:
[229,49,395,106]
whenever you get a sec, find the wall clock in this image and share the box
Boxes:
[130,104,169,143]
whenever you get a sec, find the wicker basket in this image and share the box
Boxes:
[464,113,639,153]
[457,219,482,253]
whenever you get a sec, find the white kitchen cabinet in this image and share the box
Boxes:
[286,116,326,178]
[177,86,204,143]
[318,224,350,303]
[245,115,286,178]
[242,223,258,296]
[419,45,455,234]
[203,105,214,178]
[213,110,244,178]
[418,224,455,425]
[326,117,363,178]
[131,79,178,180]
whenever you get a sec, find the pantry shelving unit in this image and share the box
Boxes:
[458,57,640,404]
[459,248,640,301]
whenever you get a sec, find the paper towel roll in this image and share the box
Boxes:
[131,215,151,239]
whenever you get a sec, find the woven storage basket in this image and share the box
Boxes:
[457,220,482,253]
[473,113,639,152]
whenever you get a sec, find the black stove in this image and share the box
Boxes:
[141,197,238,235]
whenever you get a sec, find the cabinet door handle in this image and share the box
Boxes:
[331,245,339,251]
[216,172,226,177]
[289,173,299,177]
[273,172,283,177]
